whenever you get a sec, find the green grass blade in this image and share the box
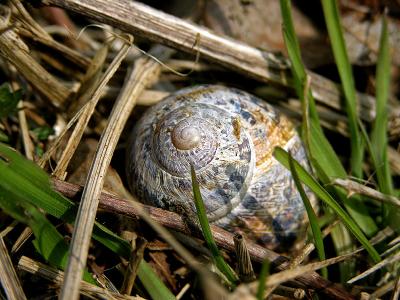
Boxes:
[280,0,319,123]
[190,165,238,285]
[256,259,270,300]
[371,14,393,195]
[138,261,176,300]
[273,147,380,263]
[288,154,327,278]
[371,14,398,230]
[0,143,174,299]
[279,0,377,236]
[309,124,378,236]
[321,0,364,178]
[0,179,96,284]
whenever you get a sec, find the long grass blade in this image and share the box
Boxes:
[273,147,380,263]
[279,0,377,237]
[320,0,364,178]
[0,143,175,299]
[288,154,327,278]
[0,173,95,284]
[370,13,397,229]
[190,165,238,285]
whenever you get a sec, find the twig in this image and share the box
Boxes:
[40,0,390,122]
[347,251,400,284]
[52,179,355,300]
[17,256,139,299]
[0,237,27,300]
[332,178,400,208]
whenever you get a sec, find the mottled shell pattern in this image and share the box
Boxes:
[127,85,317,250]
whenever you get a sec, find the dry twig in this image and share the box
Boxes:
[53,179,355,300]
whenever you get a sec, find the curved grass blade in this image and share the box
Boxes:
[273,147,381,263]
[320,0,364,178]
[288,154,327,278]
[0,143,175,299]
[190,165,238,285]
[279,0,377,237]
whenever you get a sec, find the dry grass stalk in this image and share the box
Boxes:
[121,237,147,295]
[176,283,190,300]
[11,0,90,69]
[0,6,70,106]
[59,42,186,300]
[37,41,127,170]
[10,227,32,254]
[40,0,396,123]
[0,237,27,300]
[17,101,34,160]
[249,249,362,291]
[392,276,400,300]
[17,256,141,299]
[347,251,400,284]
[53,179,354,300]
[261,220,339,298]
[370,279,395,299]
[52,41,129,178]
[11,0,52,39]
[0,220,18,239]
[332,178,400,208]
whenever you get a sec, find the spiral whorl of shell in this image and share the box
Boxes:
[127,85,316,250]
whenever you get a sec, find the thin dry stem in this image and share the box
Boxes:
[17,101,34,160]
[18,256,140,299]
[52,41,128,178]
[250,249,362,290]
[370,279,396,299]
[332,178,400,208]
[53,179,355,300]
[11,226,32,254]
[59,42,181,300]
[347,251,400,284]
[121,237,147,295]
[0,220,18,238]
[392,276,400,300]
[0,238,27,300]
[40,0,393,123]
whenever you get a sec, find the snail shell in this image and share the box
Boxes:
[127,85,317,250]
